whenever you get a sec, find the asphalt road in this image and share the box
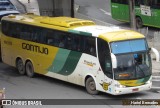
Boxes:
[75,0,109,11]
[0,0,160,108]
[10,0,26,13]
[0,62,160,108]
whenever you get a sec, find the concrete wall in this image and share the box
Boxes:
[37,0,73,17]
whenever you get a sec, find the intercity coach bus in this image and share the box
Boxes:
[0,14,152,95]
[111,0,160,28]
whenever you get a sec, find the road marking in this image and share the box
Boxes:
[99,8,111,16]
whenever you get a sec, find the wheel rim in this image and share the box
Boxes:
[89,81,96,91]
[17,60,24,73]
[26,63,32,75]
[136,18,142,28]
[137,20,141,26]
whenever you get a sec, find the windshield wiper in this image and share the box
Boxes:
[135,63,145,77]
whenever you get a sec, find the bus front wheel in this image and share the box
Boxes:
[85,77,99,95]
[16,59,25,75]
[136,17,143,28]
[26,61,35,77]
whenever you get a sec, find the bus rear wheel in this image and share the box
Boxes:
[16,59,25,75]
[85,77,99,95]
[136,17,143,28]
[26,61,35,77]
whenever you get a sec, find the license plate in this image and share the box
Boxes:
[132,88,139,92]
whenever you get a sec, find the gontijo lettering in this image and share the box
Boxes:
[22,43,48,55]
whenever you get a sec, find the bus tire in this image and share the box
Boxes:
[136,17,143,28]
[16,59,25,75]
[26,61,35,77]
[85,77,99,95]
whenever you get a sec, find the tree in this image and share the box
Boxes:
[128,0,136,30]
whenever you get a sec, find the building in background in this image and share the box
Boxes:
[37,0,74,17]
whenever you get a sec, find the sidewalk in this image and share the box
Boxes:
[18,0,40,15]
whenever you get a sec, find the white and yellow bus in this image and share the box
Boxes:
[0,14,152,95]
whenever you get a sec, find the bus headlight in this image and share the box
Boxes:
[146,80,152,84]
[115,84,126,88]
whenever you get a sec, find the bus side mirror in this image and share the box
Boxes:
[111,53,117,68]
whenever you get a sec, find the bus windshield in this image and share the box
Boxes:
[110,39,152,80]
[111,39,147,54]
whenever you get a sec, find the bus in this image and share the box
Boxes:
[111,0,160,28]
[0,14,152,95]
[0,0,19,21]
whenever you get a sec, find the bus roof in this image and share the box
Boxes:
[2,14,145,42]
[73,25,145,42]
[99,30,145,42]
[2,14,95,29]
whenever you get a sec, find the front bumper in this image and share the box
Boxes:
[112,82,152,95]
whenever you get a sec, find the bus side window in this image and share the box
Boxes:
[151,0,160,9]
[66,36,72,49]
[121,0,128,4]
[47,39,54,45]
[2,21,9,36]
[111,0,118,3]
[82,37,96,56]
[30,26,38,42]
[71,36,77,50]
[87,37,96,56]
[135,0,142,6]
[46,30,55,46]
[39,28,47,43]
[59,39,65,48]
[57,32,66,48]
[71,34,82,52]
[13,24,21,38]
